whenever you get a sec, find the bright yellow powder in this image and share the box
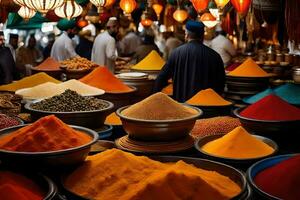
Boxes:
[227,58,271,77]
[0,73,61,92]
[161,84,173,95]
[186,88,232,106]
[201,126,274,159]
[104,112,122,125]
[65,149,241,200]
[131,51,165,71]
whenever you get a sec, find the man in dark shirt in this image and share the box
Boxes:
[154,20,225,102]
[0,31,19,85]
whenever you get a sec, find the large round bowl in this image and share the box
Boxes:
[25,100,114,128]
[233,107,300,152]
[195,134,278,170]
[116,105,202,142]
[0,124,98,168]
[62,156,250,200]
[247,154,298,200]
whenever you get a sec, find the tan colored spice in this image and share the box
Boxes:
[121,92,198,120]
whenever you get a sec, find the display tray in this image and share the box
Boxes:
[115,135,194,154]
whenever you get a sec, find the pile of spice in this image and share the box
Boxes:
[16,80,104,99]
[254,154,300,200]
[104,112,122,125]
[161,84,173,95]
[122,92,198,120]
[190,116,241,138]
[80,67,133,93]
[60,56,98,71]
[65,149,241,200]
[243,88,274,104]
[30,90,109,112]
[0,92,22,114]
[240,94,300,121]
[274,83,300,105]
[0,171,44,200]
[227,58,270,77]
[131,50,165,71]
[201,126,274,159]
[0,115,91,152]
[0,72,61,92]
[0,114,21,130]
[32,57,61,71]
[186,88,232,106]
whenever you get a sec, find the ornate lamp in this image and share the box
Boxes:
[105,0,115,7]
[90,0,106,13]
[230,0,251,16]
[120,0,137,17]
[13,0,26,6]
[173,9,188,23]
[190,0,209,14]
[25,0,64,15]
[18,6,36,21]
[54,0,82,20]
[152,3,163,20]
[200,12,218,28]
[214,0,229,8]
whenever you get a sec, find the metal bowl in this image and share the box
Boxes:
[25,100,114,128]
[195,134,278,170]
[0,124,98,169]
[61,156,249,200]
[116,105,202,142]
[247,154,298,200]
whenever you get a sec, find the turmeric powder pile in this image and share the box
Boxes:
[0,115,91,152]
[0,73,61,92]
[65,149,241,200]
[131,50,165,71]
[104,112,122,125]
[227,58,271,77]
[201,126,274,159]
[161,84,173,95]
[122,92,199,120]
[186,88,232,106]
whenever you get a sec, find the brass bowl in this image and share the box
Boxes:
[116,105,202,142]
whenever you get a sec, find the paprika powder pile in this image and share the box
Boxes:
[32,57,61,71]
[0,115,91,152]
[65,149,241,200]
[240,94,300,121]
[80,67,133,93]
[0,171,44,200]
[254,154,300,200]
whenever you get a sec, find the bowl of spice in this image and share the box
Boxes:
[31,57,63,80]
[116,92,202,142]
[186,88,233,118]
[25,90,113,128]
[0,114,23,130]
[0,115,98,168]
[0,170,58,200]
[247,154,300,200]
[195,126,278,169]
[62,149,247,200]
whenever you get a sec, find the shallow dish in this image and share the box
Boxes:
[25,99,114,128]
[0,124,98,168]
[195,134,278,169]
[247,154,298,200]
[116,105,202,142]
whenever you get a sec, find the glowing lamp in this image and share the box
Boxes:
[18,6,36,21]
[120,0,137,15]
[54,0,82,20]
[200,12,218,28]
[173,9,188,23]
[230,0,251,15]
[190,0,209,13]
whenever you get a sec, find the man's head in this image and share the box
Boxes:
[57,19,77,38]
[9,33,19,49]
[185,20,204,42]
[0,31,5,47]
[106,17,119,38]
[28,34,36,49]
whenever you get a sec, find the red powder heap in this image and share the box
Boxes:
[240,94,300,121]
[254,155,300,200]
[0,171,44,200]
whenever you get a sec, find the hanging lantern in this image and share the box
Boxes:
[25,0,64,15]
[141,10,153,27]
[208,0,219,19]
[214,0,229,8]
[230,0,251,15]
[152,3,163,20]
[200,12,218,28]
[190,0,209,14]
[18,6,36,21]
[105,0,115,7]
[90,0,106,13]
[120,0,137,16]
[173,9,188,23]
[54,0,82,20]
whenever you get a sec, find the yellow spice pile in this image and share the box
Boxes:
[65,149,241,200]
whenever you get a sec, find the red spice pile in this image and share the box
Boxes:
[240,94,300,121]
[255,154,300,200]
[0,114,20,130]
[0,171,44,200]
